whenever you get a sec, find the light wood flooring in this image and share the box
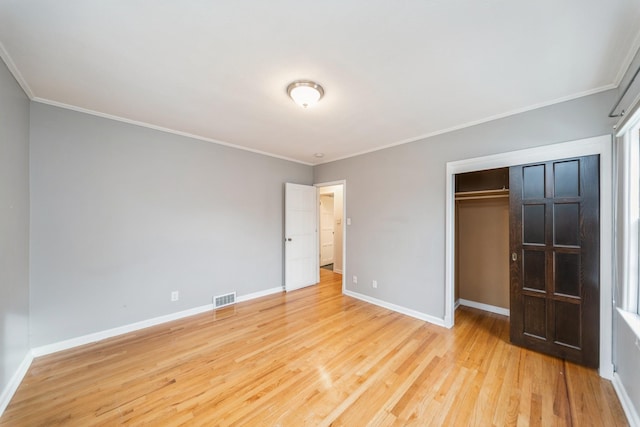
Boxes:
[1,269,628,426]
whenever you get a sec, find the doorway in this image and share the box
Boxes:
[319,193,335,269]
[445,135,613,377]
[316,181,346,290]
[455,167,510,316]
[455,158,600,368]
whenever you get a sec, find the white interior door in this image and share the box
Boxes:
[285,183,318,291]
[319,194,334,266]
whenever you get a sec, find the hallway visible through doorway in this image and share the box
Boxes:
[318,184,344,275]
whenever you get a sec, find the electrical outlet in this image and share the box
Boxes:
[171,291,179,302]
[372,280,378,288]
[352,275,358,284]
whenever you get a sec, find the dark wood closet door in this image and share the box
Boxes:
[509,155,599,368]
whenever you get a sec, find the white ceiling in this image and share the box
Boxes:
[1,1,639,165]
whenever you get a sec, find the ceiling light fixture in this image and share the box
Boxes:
[287,80,324,108]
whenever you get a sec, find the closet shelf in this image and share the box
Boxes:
[455,188,509,201]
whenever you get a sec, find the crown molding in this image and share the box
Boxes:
[32,97,313,166]
[0,41,34,99]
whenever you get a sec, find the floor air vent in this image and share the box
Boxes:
[214,292,236,309]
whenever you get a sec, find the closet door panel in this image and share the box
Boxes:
[509,155,599,368]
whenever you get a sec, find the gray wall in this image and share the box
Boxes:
[615,314,640,416]
[0,59,30,394]
[29,103,312,347]
[314,90,617,318]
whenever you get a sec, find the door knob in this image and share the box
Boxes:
[512,252,517,261]
[287,238,292,242]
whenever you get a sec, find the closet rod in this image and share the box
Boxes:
[455,194,509,201]
[455,188,508,197]
[609,63,640,118]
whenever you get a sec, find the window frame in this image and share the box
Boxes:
[617,111,640,316]
[636,127,640,315]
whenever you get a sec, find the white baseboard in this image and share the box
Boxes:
[32,286,284,357]
[237,286,282,303]
[334,268,343,274]
[32,304,216,357]
[600,362,615,381]
[613,372,640,427]
[343,289,446,328]
[0,351,34,417]
[454,299,460,309]
[458,298,510,317]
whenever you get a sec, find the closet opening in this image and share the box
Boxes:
[454,167,510,316]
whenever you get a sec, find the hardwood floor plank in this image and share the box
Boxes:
[0,270,628,426]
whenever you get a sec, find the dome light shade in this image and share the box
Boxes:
[287,80,324,108]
